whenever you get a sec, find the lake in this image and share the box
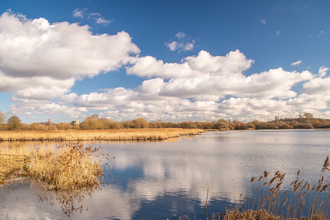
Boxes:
[0,129,329,219]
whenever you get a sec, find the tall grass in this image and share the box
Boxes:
[0,144,39,185]
[0,128,203,141]
[208,157,330,220]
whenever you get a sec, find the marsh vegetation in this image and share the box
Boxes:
[0,128,203,141]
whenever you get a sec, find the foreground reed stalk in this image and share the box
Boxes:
[229,156,330,220]
[180,157,330,220]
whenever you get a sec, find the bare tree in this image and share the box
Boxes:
[303,113,313,119]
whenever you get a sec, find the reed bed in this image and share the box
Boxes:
[0,128,203,141]
[215,157,330,220]
[26,142,103,190]
[178,157,330,220]
[0,144,39,185]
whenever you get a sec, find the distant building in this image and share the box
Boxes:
[71,120,79,125]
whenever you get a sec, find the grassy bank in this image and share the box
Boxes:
[0,128,203,141]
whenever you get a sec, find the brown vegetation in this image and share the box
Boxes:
[26,143,103,190]
[0,128,203,141]
[224,157,330,220]
[180,157,330,220]
[0,112,329,132]
[0,143,106,190]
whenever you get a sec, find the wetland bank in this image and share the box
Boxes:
[1,129,330,219]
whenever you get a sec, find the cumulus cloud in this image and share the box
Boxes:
[2,11,330,122]
[0,11,139,120]
[290,60,302,66]
[165,32,196,52]
[318,66,329,77]
[261,19,266,24]
[127,50,254,79]
[0,12,139,80]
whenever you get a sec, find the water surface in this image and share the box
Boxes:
[0,130,329,219]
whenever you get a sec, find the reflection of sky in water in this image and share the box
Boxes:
[0,130,329,219]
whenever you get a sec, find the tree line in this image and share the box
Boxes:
[0,112,329,131]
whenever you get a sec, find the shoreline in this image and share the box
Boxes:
[0,128,204,142]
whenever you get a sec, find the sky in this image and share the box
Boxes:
[0,0,329,123]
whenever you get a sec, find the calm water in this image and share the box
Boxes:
[0,130,329,219]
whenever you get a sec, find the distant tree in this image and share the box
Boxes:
[56,123,72,130]
[251,120,260,127]
[218,118,227,123]
[303,113,313,119]
[242,123,255,130]
[80,114,103,129]
[7,115,22,130]
[0,111,6,124]
[132,118,148,128]
[0,112,6,130]
[46,118,52,126]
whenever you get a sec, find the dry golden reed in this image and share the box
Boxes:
[0,128,203,141]
[0,144,41,184]
[235,157,330,220]
[26,142,103,190]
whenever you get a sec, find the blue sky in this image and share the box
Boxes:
[0,0,329,123]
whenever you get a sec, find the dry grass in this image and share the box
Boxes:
[0,128,203,141]
[180,157,330,220]
[0,144,38,185]
[26,142,103,190]
[0,142,105,190]
[229,157,330,220]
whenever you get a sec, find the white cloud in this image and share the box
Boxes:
[127,50,254,79]
[0,11,139,121]
[73,8,87,18]
[290,60,302,66]
[0,72,75,93]
[165,41,178,51]
[15,86,69,100]
[318,31,324,36]
[318,66,329,77]
[276,31,281,36]
[57,93,79,104]
[175,31,186,39]
[2,12,330,122]
[0,12,140,80]
[165,32,195,52]
[303,74,330,95]
[261,19,266,24]
[96,17,114,25]
[73,9,113,25]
